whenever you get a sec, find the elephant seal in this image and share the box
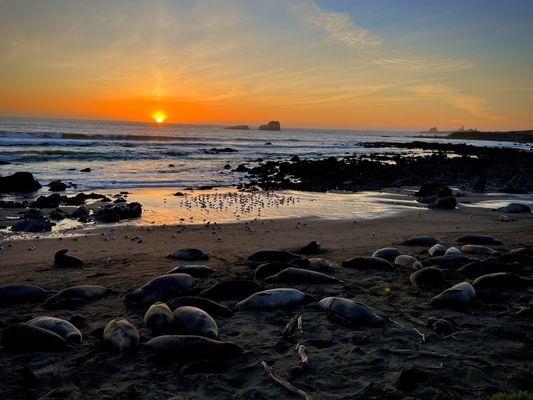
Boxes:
[428,244,447,256]
[146,335,242,360]
[167,296,233,318]
[430,282,476,307]
[1,323,67,352]
[394,255,422,270]
[27,316,82,343]
[166,248,209,261]
[247,250,301,263]
[235,288,310,311]
[445,247,462,256]
[44,285,109,309]
[291,257,334,272]
[456,235,502,245]
[460,245,499,256]
[297,241,323,255]
[458,260,520,279]
[371,248,401,262]
[421,255,474,269]
[318,297,384,326]
[103,318,139,352]
[124,273,195,307]
[173,306,218,339]
[0,285,47,306]
[199,280,264,301]
[472,272,533,290]
[54,249,83,268]
[144,302,174,334]
[166,265,215,277]
[265,267,339,284]
[253,262,293,280]
[401,236,444,246]
[410,267,446,289]
[342,256,395,270]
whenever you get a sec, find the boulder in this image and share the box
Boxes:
[415,183,452,198]
[428,196,457,210]
[0,172,41,193]
[48,180,67,192]
[11,217,55,232]
[31,194,62,209]
[94,202,142,223]
[258,121,281,131]
[494,203,531,214]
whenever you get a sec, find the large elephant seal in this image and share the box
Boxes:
[456,235,502,245]
[291,257,334,272]
[44,285,110,309]
[372,248,401,263]
[253,262,293,280]
[401,236,444,246]
[0,285,47,306]
[472,272,533,290]
[54,249,84,268]
[167,297,233,318]
[394,255,422,270]
[1,323,67,352]
[410,267,446,289]
[428,244,447,256]
[124,273,195,307]
[146,335,242,360]
[460,245,499,256]
[173,306,218,339]
[166,265,215,277]
[421,255,474,269]
[199,280,264,301]
[144,302,174,334]
[265,267,339,284]
[445,247,462,256]
[430,282,476,307]
[235,288,310,311]
[27,316,82,343]
[247,250,301,263]
[318,297,384,326]
[103,318,139,352]
[342,256,394,270]
[458,260,520,279]
[166,248,209,261]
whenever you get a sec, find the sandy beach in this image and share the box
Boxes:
[1,199,532,399]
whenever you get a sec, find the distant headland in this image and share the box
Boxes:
[225,120,281,131]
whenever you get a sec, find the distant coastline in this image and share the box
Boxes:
[419,130,533,144]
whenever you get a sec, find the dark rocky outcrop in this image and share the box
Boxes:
[31,194,62,209]
[11,217,55,232]
[203,148,239,154]
[94,202,142,223]
[0,172,42,193]
[258,121,281,131]
[428,196,457,210]
[48,180,67,192]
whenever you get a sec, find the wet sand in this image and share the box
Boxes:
[0,204,532,399]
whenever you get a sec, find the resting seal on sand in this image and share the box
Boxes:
[444,247,461,256]
[173,306,218,339]
[297,241,323,255]
[394,255,422,270]
[410,267,446,289]
[456,235,502,245]
[472,272,533,290]
[146,335,242,360]
[235,288,310,311]
[144,302,174,334]
[401,236,444,246]
[460,245,498,256]
[371,248,401,262]
[253,262,293,280]
[458,260,520,278]
[167,296,233,318]
[166,248,209,261]
[291,257,334,272]
[265,267,339,284]
[342,256,394,270]
[103,318,139,352]
[1,323,67,352]
[199,280,263,301]
[166,265,215,277]
[124,273,195,307]
[421,255,474,269]
[54,249,84,268]
[318,297,384,326]
[428,244,447,256]
[430,282,476,307]
[0,285,48,306]
[247,250,301,263]
[44,285,110,309]
[27,316,82,343]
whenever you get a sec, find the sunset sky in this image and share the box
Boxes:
[1,0,532,130]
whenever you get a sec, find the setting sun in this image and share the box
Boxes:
[152,111,166,124]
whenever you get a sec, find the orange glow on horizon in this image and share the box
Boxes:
[152,111,167,124]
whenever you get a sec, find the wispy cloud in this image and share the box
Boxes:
[373,56,474,72]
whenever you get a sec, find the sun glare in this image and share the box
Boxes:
[152,111,166,124]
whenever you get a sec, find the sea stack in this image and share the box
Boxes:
[258,121,281,131]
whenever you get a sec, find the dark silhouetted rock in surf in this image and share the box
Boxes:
[31,194,62,209]
[11,217,55,232]
[94,202,142,223]
[258,121,281,131]
[234,164,250,172]
[428,196,457,210]
[48,180,67,192]
[204,147,239,154]
[80,168,91,172]
[0,172,41,193]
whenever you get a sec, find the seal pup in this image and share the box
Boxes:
[54,249,84,268]
[456,235,502,245]
[199,280,264,301]
[318,297,384,326]
[0,285,47,306]
[472,272,533,290]
[1,323,67,352]
[103,318,139,352]
[173,306,218,339]
[445,247,462,256]
[371,248,401,263]
[124,273,195,307]
[342,256,395,270]
[458,260,520,279]
[253,262,293,280]
[394,255,422,270]
[166,248,209,261]
[146,335,242,361]
[247,250,301,263]
[27,316,82,343]
[166,265,215,277]
[428,244,447,256]
[291,257,334,272]
[235,288,310,311]
[410,267,446,289]
[401,236,444,246]
[265,267,339,284]
[144,302,174,334]
[430,282,476,307]
[167,297,233,318]
[44,285,109,309]
[460,245,498,256]
[297,241,323,255]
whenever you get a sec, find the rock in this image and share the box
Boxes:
[234,164,250,172]
[290,155,301,162]
[223,164,232,170]
[94,202,142,223]
[0,160,11,165]
[49,209,67,221]
[397,367,429,392]
[494,203,531,214]
[415,184,452,198]
[0,172,42,193]
[70,206,89,219]
[80,168,91,172]
[204,147,239,154]
[11,217,54,232]
[258,121,281,131]
[225,125,250,130]
[428,196,457,210]
[32,194,62,209]
[48,180,67,192]
[167,248,209,261]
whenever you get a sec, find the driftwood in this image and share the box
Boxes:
[282,314,303,337]
[260,361,312,400]
[295,343,309,366]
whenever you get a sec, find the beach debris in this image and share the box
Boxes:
[295,343,309,366]
[282,314,303,337]
[260,361,311,400]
